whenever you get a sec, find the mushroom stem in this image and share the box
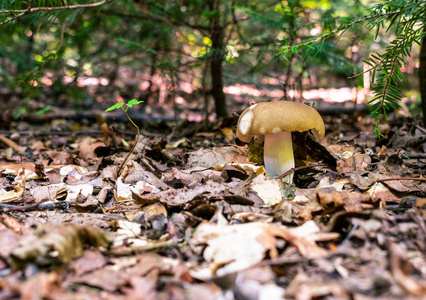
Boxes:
[263,131,294,182]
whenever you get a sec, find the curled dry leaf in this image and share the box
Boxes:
[116,160,169,202]
[211,163,265,176]
[65,184,94,202]
[78,137,107,162]
[31,183,68,202]
[116,177,161,202]
[0,182,25,203]
[0,167,26,202]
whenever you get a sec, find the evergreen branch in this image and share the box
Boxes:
[378,56,399,109]
[279,6,408,54]
[0,0,113,14]
[0,11,26,26]
[348,26,424,79]
[278,0,423,137]
[99,9,211,34]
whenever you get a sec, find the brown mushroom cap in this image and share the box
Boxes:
[236,101,325,143]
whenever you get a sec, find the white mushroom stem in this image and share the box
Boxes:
[263,131,294,183]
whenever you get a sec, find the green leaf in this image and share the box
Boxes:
[121,138,129,147]
[105,103,124,112]
[126,99,144,108]
[35,105,52,115]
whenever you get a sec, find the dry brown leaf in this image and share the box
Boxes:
[31,183,68,202]
[78,137,107,162]
[192,221,335,278]
[187,146,249,169]
[133,179,261,208]
[390,243,426,296]
[212,163,265,176]
[0,167,26,202]
[173,166,225,188]
[72,267,127,293]
[250,175,283,205]
[71,250,108,277]
[20,272,61,300]
[336,153,371,173]
[11,224,113,269]
[0,228,20,258]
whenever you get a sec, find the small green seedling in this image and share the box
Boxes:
[105,99,144,176]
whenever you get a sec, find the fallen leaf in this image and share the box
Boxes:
[72,267,126,293]
[192,221,336,278]
[79,137,107,162]
[250,175,283,205]
[11,224,113,269]
[71,250,107,276]
[337,153,371,173]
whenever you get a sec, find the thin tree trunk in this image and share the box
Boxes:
[209,0,227,118]
[419,37,426,126]
[145,40,160,103]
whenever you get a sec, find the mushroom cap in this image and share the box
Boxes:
[236,101,325,143]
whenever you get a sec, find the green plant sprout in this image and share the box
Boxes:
[105,99,143,176]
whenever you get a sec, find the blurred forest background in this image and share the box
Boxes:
[0,0,424,129]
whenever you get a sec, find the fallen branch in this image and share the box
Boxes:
[0,201,71,212]
[0,134,24,153]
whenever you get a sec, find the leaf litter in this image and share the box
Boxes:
[0,111,425,299]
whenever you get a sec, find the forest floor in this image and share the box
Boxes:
[0,98,425,299]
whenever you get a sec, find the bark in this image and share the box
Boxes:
[145,40,160,103]
[208,0,228,118]
[419,37,426,126]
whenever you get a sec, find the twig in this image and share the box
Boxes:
[398,152,426,159]
[279,6,410,58]
[0,201,71,212]
[0,11,26,26]
[117,108,140,176]
[0,0,112,14]
[104,239,177,257]
[0,0,113,27]
[377,177,426,183]
[348,28,422,79]
[0,134,23,153]
[277,162,330,180]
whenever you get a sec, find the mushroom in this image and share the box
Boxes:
[236,101,325,183]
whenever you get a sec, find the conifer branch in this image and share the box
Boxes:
[0,0,113,14]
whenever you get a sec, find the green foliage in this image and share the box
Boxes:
[105,99,144,112]
[279,0,425,137]
[0,0,423,135]
[105,99,144,176]
[105,102,125,112]
[362,0,425,136]
[35,105,52,115]
[126,99,144,108]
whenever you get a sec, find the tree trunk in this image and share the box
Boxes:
[209,0,228,118]
[419,37,426,126]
